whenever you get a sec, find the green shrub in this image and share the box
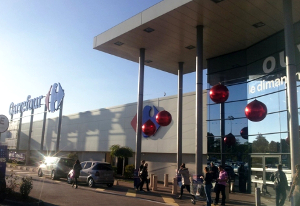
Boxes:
[20,176,33,199]
[124,164,134,179]
[67,152,78,161]
[5,170,19,195]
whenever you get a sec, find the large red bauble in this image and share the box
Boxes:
[224,133,236,146]
[240,127,248,139]
[245,100,267,122]
[209,84,229,103]
[156,110,172,126]
[142,120,156,136]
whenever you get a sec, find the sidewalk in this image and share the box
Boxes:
[5,164,289,206]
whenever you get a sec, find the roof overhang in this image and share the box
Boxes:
[93,0,300,75]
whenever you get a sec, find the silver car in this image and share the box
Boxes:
[67,161,114,187]
[38,157,73,180]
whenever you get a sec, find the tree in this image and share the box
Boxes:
[252,134,269,153]
[109,145,133,176]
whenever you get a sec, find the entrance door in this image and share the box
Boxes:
[250,154,281,194]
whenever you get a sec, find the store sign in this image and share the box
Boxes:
[262,44,300,74]
[249,44,300,94]
[45,83,64,113]
[9,83,64,115]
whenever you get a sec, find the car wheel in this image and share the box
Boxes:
[38,169,43,177]
[67,174,73,184]
[107,183,113,187]
[51,170,57,180]
[88,178,95,188]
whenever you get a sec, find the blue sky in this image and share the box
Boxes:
[0,0,203,122]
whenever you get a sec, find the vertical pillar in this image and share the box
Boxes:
[26,108,34,165]
[177,62,183,169]
[56,98,64,153]
[135,48,145,170]
[40,104,47,151]
[221,102,225,166]
[16,112,23,152]
[283,0,300,176]
[195,25,204,176]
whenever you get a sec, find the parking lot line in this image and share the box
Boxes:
[96,188,105,192]
[161,196,178,206]
[126,189,136,197]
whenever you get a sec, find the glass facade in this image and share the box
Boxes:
[206,20,300,192]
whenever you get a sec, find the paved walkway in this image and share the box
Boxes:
[5,164,292,206]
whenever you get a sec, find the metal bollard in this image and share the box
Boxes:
[255,187,261,206]
[150,174,154,188]
[225,183,230,201]
[152,175,158,191]
[164,174,169,187]
[172,177,177,195]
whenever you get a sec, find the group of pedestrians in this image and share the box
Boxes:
[270,164,300,206]
[136,160,150,192]
[176,162,227,206]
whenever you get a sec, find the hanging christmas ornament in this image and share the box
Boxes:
[209,84,229,103]
[156,110,172,126]
[240,127,248,139]
[245,100,267,122]
[286,136,290,145]
[224,133,236,146]
[142,119,156,136]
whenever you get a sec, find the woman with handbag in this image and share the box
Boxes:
[201,167,213,206]
[72,160,82,189]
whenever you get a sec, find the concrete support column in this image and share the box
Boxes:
[40,104,47,152]
[221,102,225,166]
[26,108,34,165]
[177,62,183,170]
[283,0,300,176]
[16,112,23,152]
[196,25,204,176]
[56,98,64,153]
[135,48,145,170]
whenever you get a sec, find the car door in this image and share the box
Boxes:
[78,161,92,182]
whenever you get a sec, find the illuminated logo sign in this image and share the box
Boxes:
[131,105,171,138]
[9,83,64,115]
[45,83,65,113]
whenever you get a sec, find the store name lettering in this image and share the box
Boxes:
[9,95,44,115]
[249,43,300,94]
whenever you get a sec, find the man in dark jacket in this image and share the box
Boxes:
[72,159,82,189]
[270,164,288,206]
[210,162,218,180]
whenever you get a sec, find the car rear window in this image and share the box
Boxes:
[59,158,74,167]
[92,163,112,171]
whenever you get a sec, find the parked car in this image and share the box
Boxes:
[37,156,74,180]
[67,161,114,188]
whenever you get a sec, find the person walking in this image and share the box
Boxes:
[136,160,146,190]
[270,164,288,206]
[72,159,82,189]
[138,163,150,192]
[288,164,300,206]
[177,163,195,200]
[214,165,228,206]
[200,167,213,206]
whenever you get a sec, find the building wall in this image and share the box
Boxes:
[3,91,207,177]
